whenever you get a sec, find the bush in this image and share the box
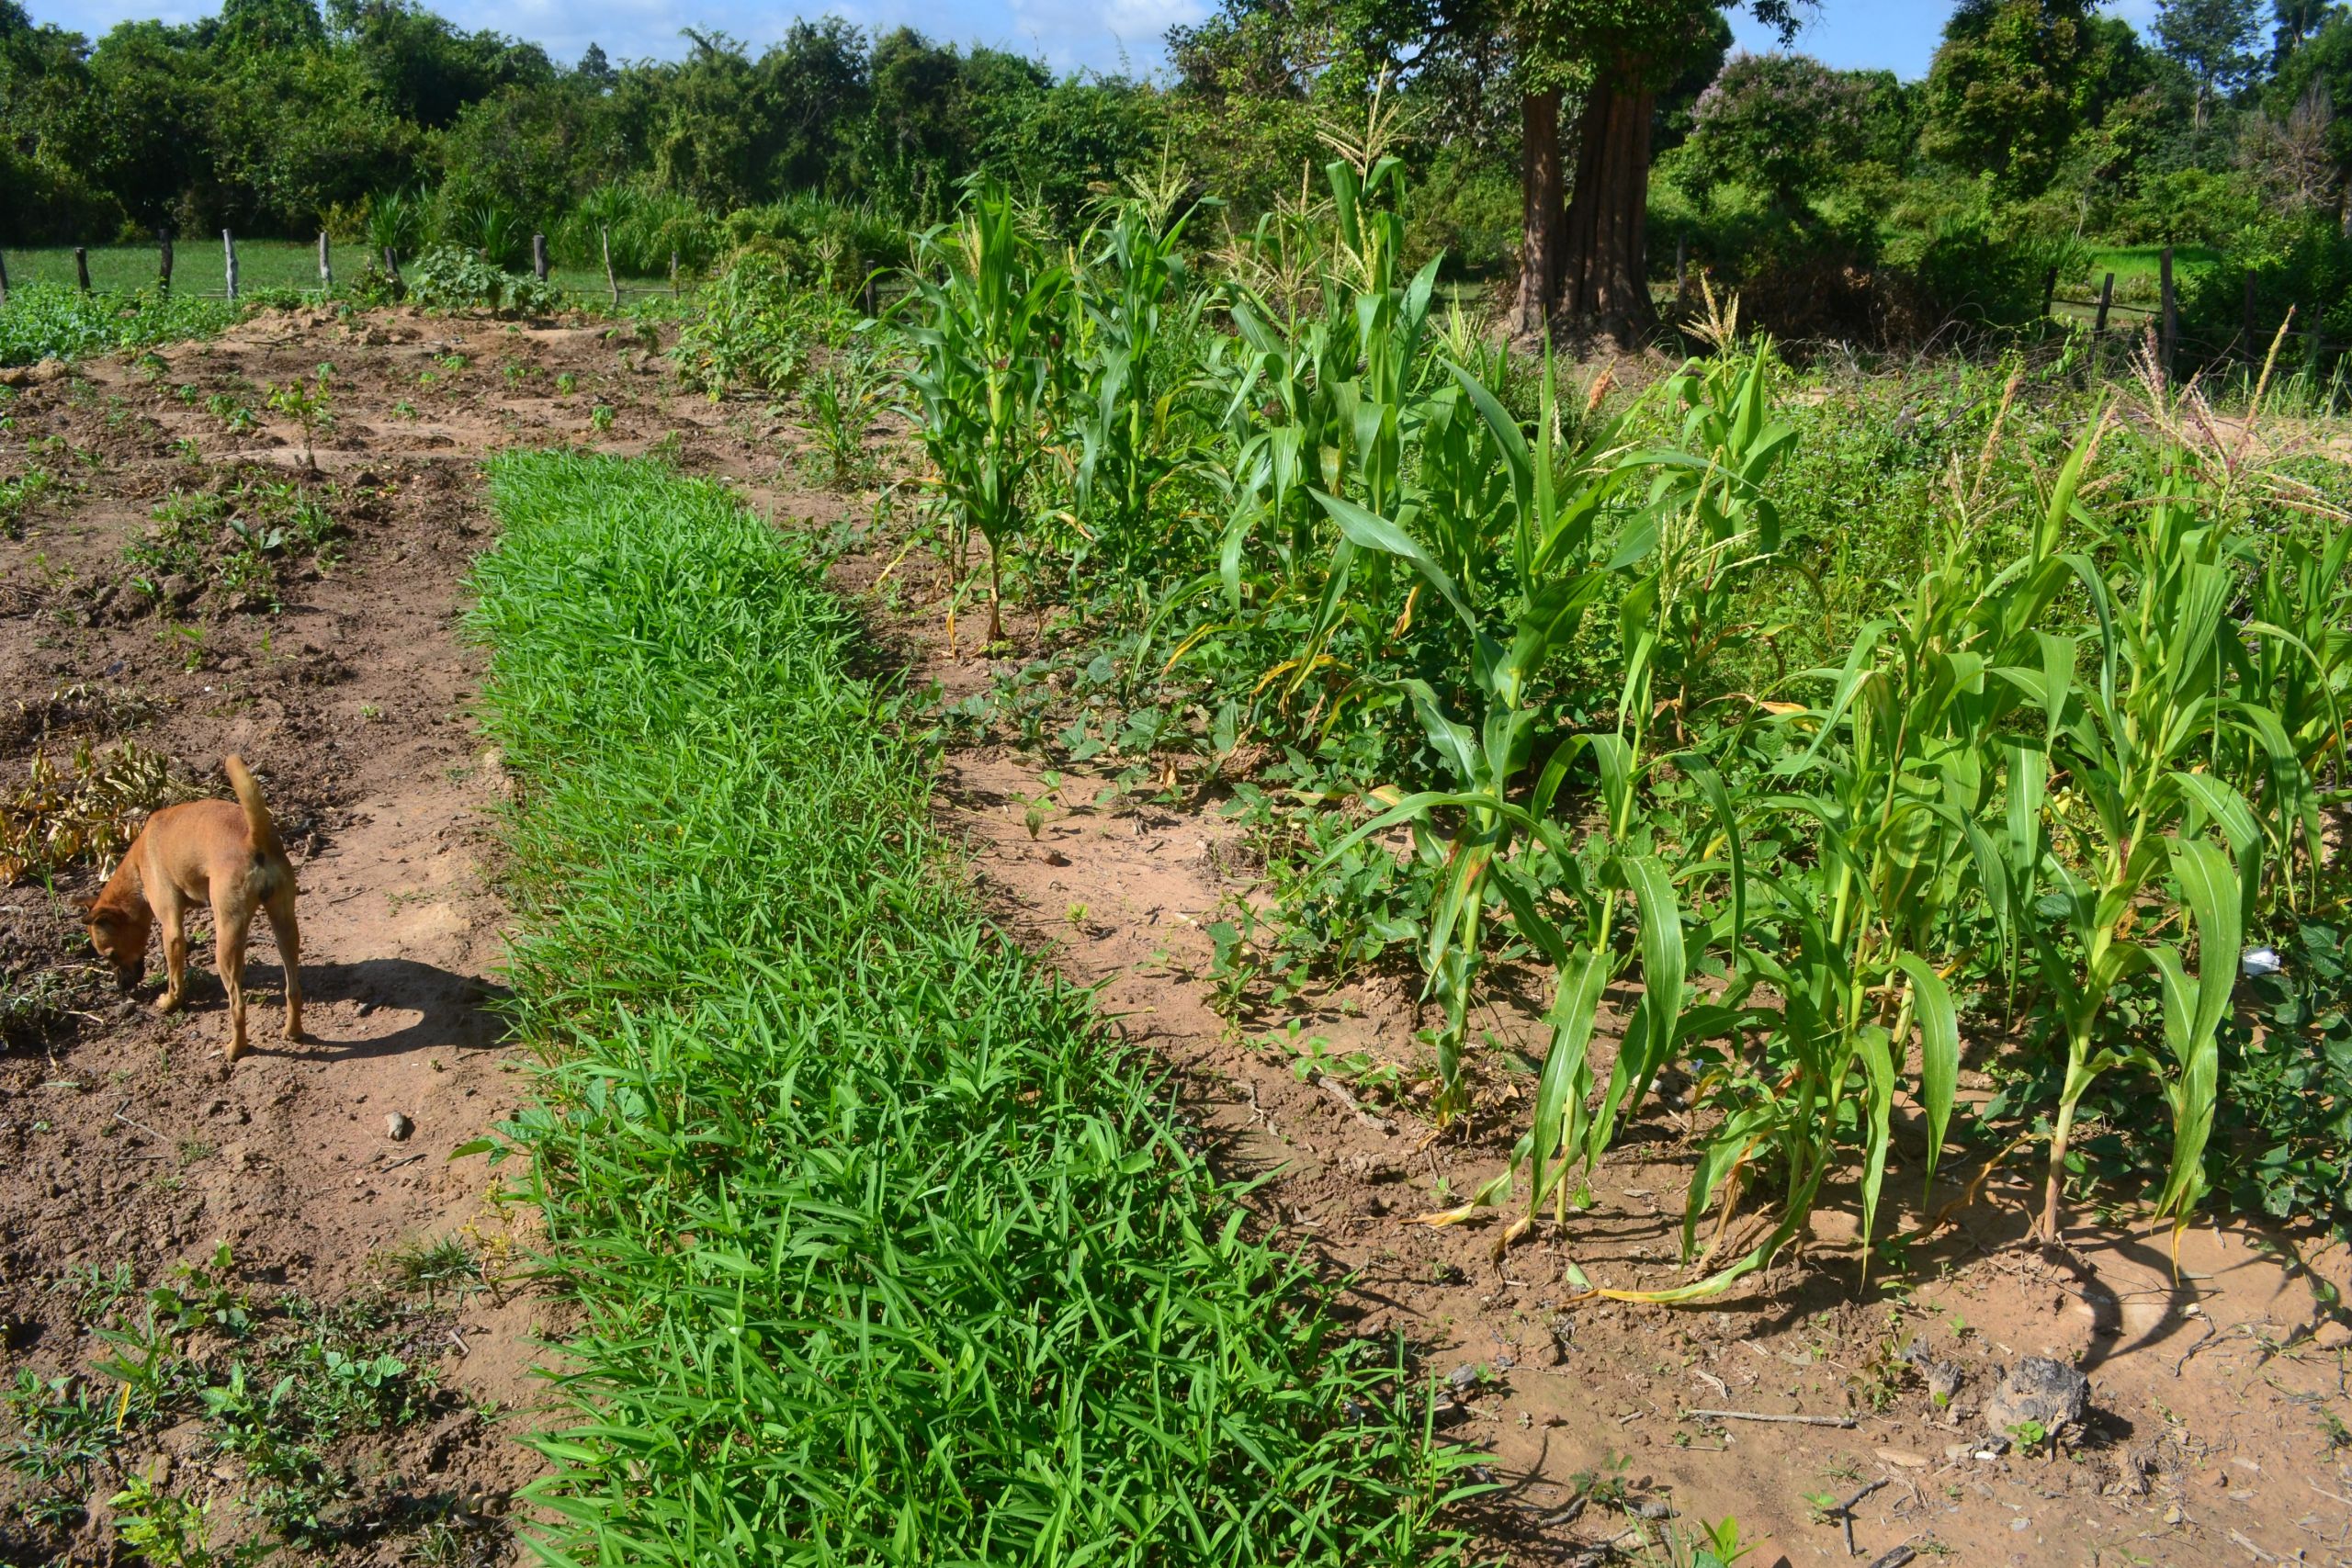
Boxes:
[1404,146,1518,282]
[2177,211,2352,367]
[720,192,907,292]
[2212,919,2352,1240]
[401,246,561,316]
[1883,216,2082,339]
[670,250,835,396]
[560,181,717,276]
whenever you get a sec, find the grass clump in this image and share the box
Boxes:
[472,450,1476,1566]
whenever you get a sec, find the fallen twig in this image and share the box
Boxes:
[1308,1070,1394,1134]
[1685,1408,1857,1428]
[1864,1547,1915,1568]
[2173,1316,2223,1376]
[1835,1478,1889,1556]
[113,1105,164,1143]
[2228,1528,2278,1562]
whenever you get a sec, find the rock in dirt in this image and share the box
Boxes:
[0,357,68,388]
[1982,1356,2088,1437]
[386,1111,413,1141]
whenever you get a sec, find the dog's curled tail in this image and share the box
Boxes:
[223,755,284,857]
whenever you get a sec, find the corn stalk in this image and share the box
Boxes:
[903,177,1069,644]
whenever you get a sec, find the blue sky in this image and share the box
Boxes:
[30,0,2169,81]
[1730,0,2163,80]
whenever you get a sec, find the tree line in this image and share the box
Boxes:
[8,0,2352,354]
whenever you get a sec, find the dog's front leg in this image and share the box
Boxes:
[155,894,189,1014]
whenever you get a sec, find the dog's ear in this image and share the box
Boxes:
[87,907,117,931]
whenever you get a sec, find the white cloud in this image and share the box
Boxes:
[1002,0,1204,73]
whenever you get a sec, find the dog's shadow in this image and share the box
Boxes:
[222,956,510,1062]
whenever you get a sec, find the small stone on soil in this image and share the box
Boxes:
[1983,1356,2089,1438]
[386,1111,413,1141]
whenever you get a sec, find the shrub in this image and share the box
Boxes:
[402,246,562,316]
[669,250,835,396]
[560,181,717,276]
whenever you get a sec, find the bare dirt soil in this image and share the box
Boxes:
[0,305,765,1565]
[10,305,2352,1568]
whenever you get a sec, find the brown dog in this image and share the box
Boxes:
[83,755,302,1062]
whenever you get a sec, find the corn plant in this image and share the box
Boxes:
[903,177,1071,644]
[2011,446,2282,1246]
[1213,156,1439,618]
[1618,332,1795,755]
[1375,343,1792,1242]
[1304,351,1667,1131]
[1066,190,1204,575]
[2239,518,2351,888]
[800,338,892,489]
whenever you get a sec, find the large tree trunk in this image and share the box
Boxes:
[1559,71,1657,345]
[1514,88,1564,337]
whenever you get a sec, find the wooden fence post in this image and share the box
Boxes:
[74,247,91,292]
[602,228,619,309]
[158,229,174,292]
[317,231,333,298]
[0,250,9,309]
[2094,271,2114,334]
[382,245,400,284]
[2041,265,2059,320]
[2243,271,2259,357]
[532,233,548,281]
[2160,245,2178,374]
[1675,232,1689,299]
[221,230,238,301]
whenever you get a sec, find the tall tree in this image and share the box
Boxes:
[2273,0,2337,63]
[1510,1,1805,343]
[1919,0,2143,200]
[2268,8,2352,213]
[2155,0,2264,126]
[1681,51,1871,214]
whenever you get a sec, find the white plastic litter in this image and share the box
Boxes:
[2241,947,2285,978]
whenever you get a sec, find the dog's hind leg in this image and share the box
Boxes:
[266,883,302,1042]
[214,896,251,1063]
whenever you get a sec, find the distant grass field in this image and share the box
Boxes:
[470,451,1479,1566]
[0,241,667,299]
[2082,243,2225,283]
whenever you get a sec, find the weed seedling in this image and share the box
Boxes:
[264,364,334,468]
